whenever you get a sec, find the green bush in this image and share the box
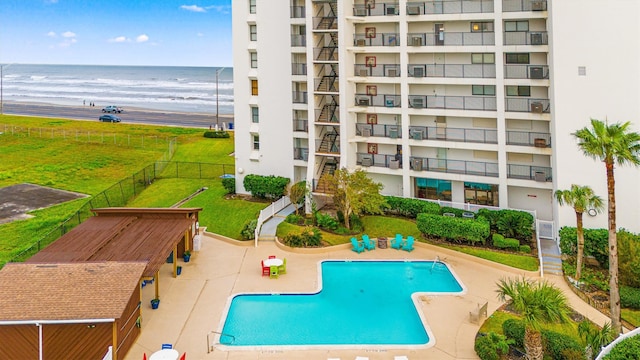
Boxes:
[285,213,304,225]
[349,215,364,233]
[496,210,533,241]
[502,318,525,349]
[602,334,640,360]
[474,332,510,360]
[243,174,290,199]
[620,286,640,310]
[519,245,531,254]
[384,196,440,218]
[282,226,322,247]
[477,208,501,228]
[240,219,258,240]
[541,329,584,360]
[416,213,489,245]
[559,226,609,267]
[221,177,235,194]
[203,130,230,138]
[618,229,640,288]
[492,234,520,250]
[316,212,339,231]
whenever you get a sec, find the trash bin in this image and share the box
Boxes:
[228,122,234,130]
[193,235,201,251]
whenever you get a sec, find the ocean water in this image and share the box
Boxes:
[1,64,233,114]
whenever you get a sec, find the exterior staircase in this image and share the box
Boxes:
[540,238,563,276]
[314,160,337,193]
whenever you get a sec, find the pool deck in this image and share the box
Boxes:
[124,233,611,360]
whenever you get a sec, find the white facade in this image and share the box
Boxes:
[232,0,640,233]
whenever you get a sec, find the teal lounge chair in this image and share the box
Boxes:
[391,234,404,249]
[350,237,365,253]
[402,236,415,252]
[362,234,375,250]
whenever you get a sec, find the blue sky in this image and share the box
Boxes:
[0,0,232,66]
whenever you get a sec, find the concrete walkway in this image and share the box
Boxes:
[258,203,298,240]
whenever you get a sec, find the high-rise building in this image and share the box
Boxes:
[232,0,640,233]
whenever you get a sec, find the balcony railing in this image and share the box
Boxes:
[410,156,499,177]
[290,6,306,18]
[355,64,401,77]
[507,164,552,182]
[292,63,307,76]
[408,63,496,78]
[408,126,498,143]
[504,31,548,46]
[407,32,495,46]
[406,0,494,15]
[293,119,309,132]
[292,91,308,104]
[506,131,551,147]
[408,95,497,111]
[313,16,338,30]
[353,2,400,16]
[504,64,549,79]
[356,123,403,139]
[357,153,403,169]
[355,94,401,107]
[503,0,547,12]
[505,98,550,113]
[354,33,400,47]
[293,147,309,161]
[291,34,307,47]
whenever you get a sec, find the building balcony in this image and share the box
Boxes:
[292,63,307,76]
[353,2,399,16]
[408,63,496,78]
[293,119,309,132]
[293,147,309,161]
[408,126,497,143]
[292,91,308,104]
[291,34,307,47]
[408,95,497,111]
[504,31,548,46]
[357,153,403,169]
[506,131,551,147]
[355,64,401,77]
[505,98,550,113]
[355,94,401,107]
[290,6,306,18]
[356,123,402,139]
[504,64,549,79]
[407,32,495,46]
[354,33,400,47]
[502,0,547,12]
[507,164,552,182]
[406,0,494,15]
[409,156,499,177]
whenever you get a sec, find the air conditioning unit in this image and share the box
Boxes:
[407,6,420,15]
[389,127,399,139]
[354,8,367,16]
[531,0,545,11]
[534,171,546,182]
[530,102,543,113]
[411,36,423,46]
[359,69,369,77]
[389,159,400,169]
[358,97,371,106]
[361,156,373,167]
[411,98,425,109]
[529,66,545,79]
[413,66,424,77]
[411,158,423,171]
[387,69,398,77]
[362,127,372,137]
[530,32,544,45]
[411,129,424,140]
[386,6,396,15]
[356,39,366,46]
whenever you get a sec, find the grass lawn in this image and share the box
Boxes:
[622,308,640,328]
[435,243,539,271]
[480,309,583,344]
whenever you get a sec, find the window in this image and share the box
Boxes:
[251,80,258,95]
[471,22,494,32]
[249,25,257,41]
[506,85,531,96]
[472,85,496,96]
[504,21,529,32]
[252,134,260,150]
[464,182,498,206]
[250,52,257,68]
[471,53,495,64]
[415,178,452,201]
[505,53,530,64]
[249,0,256,14]
[251,106,259,123]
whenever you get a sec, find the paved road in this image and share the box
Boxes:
[1,102,234,129]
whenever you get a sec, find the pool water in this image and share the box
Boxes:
[220,261,464,346]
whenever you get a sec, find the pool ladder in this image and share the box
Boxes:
[207,330,236,352]
[430,255,441,273]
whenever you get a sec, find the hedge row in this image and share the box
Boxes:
[243,174,289,199]
[384,196,440,218]
[603,334,640,360]
[416,213,490,244]
[478,208,534,241]
[559,226,609,267]
[203,130,230,138]
[620,286,640,310]
[492,233,520,250]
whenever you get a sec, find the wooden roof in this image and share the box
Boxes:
[28,208,199,277]
[0,262,146,321]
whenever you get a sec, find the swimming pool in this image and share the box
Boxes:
[218,260,465,347]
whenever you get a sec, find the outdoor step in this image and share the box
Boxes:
[541,253,562,259]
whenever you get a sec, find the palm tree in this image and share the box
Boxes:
[554,185,604,280]
[578,320,615,360]
[573,118,640,334]
[496,277,571,360]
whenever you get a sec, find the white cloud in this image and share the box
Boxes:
[62,31,76,38]
[46,31,57,37]
[197,32,204,37]
[109,36,130,43]
[181,5,206,12]
[206,5,230,14]
[136,34,149,43]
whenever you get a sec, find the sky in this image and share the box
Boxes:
[0,0,232,67]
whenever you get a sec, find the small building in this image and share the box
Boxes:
[0,261,146,360]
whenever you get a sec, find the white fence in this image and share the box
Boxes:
[595,327,640,359]
[254,196,292,247]
[535,219,556,278]
[421,198,537,219]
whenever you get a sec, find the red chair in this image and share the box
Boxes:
[268,255,276,259]
[261,260,270,276]
[179,353,186,360]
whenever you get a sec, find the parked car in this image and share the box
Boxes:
[99,114,121,123]
[102,105,123,113]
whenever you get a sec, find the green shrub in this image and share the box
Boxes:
[620,286,640,310]
[618,229,640,288]
[602,334,640,360]
[203,130,230,138]
[243,174,290,199]
[502,319,525,349]
[474,332,510,360]
[384,196,440,218]
[496,210,533,241]
[492,234,520,250]
[240,219,258,240]
[477,208,501,228]
[519,245,531,253]
[440,206,466,217]
[221,177,235,194]
[282,226,322,247]
[561,349,588,360]
[316,212,339,231]
[416,213,489,245]
[285,213,304,225]
[349,215,364,233]
[541,329,584,360]
[559,226,609,267]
